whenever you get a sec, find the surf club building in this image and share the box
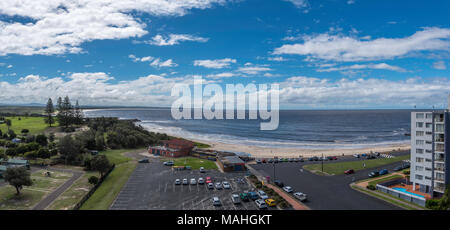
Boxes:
[148,139,194,158]
[410,94,450,198]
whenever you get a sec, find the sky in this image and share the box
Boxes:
[0,0,449,109]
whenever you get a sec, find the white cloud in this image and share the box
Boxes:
[317,63,407,72]
[129,54,177,68]
[433,61,447,70]
[284,0,309,9]
[150,58,177,68]
[206,72,236,79]
[347,0,355,4]
[278,76,450,108]
[0,0,225,55]
[145,34,209,46]
[237,66,272,75]
[6,64,13,68]
[193,58,236,69]
[268,56,288,62]
[274,27,450,62]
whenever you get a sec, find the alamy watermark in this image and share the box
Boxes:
[171,76,279,130]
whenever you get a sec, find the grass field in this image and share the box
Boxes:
[80,149,138,210]
[0,169,71,210]
[351,185,423,210]
[368,174,404,186]
[163,156,218,170]
[0,116,54,135]
[47,171,97,210]
[304,154,410,175]
[0,106,45,115]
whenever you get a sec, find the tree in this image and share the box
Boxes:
[57,96,74,129]
[21,129,29,136]
[35,134,48,146]
[4,167,33,195]
[88,176,99,185]
[0,149,7,160]
[45,98,55,127]
[91,155,111,177]
[74,100,83,125]
[5,119,11,132]
[58,135,83,165]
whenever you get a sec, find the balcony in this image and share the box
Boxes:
[435,186,446,193]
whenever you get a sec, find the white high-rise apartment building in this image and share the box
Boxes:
[410,95,450,197]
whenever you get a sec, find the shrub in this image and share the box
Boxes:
[88,176,99,185]
[426,199,440,210]
[367,184,376,190]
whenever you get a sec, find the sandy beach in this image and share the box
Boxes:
[191,138,410,158]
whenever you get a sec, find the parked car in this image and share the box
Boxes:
[283,186,294,193]
[248,191,259,200]
[273,158,279,163]
[256,159,262,164]
[200,167,206,173]
[288,158,294,162]
[293,192,308,202]
[308,157,314,161]
[182,178,188,185]
[262,158,267,163]
[212,197,221,206]
[344,169,355,175]
[240,192,249,201]
[368,171,380,177]
[312,156,319,161]
[367,155,376,159]
[379,169,389,175]
[138,158,149,163]
[255,199,268,209]
[353,154,360,158]
[198,178,205,184]
[393,165,403,171]
[190,178,197,185]
[206,176,212,184]
[175,179,181,185]
[207,182,214,189]
[257,190,269,200]
[265,199,276,207]
[403,163,411,169]
[223,181,231,189]
[299,158,305,162]
[274,180,284,187]
[163,161,174,166]
[215,182,223,189]
[231,194,241,204]
[268,159,274,163]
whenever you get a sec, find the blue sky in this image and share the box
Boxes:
[0,0,449,109]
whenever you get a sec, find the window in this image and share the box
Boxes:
[426,131,432,135]
[426,113,433,119]
[416,157,424,163]
[416,131,424,136]
[425,176,432,180]
[425,167,432,171]
[416,140,424,145]
[426,149,432,153]
[415,175,423,180]
[426,123,432,128]
[416,113,424,119]
[416,149,424,154]
[436,124,444,132]
[415,166,424,171]
[425,158,432,162]
[416,122,424,128]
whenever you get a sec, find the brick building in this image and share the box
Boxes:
[148,139,194,158]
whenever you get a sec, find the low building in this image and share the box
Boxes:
[217,155,246,172]
[148,139,194,158]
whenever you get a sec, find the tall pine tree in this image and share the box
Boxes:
[44,98,55,127]
[74,100,84,125]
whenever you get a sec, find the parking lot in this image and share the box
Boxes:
[251,151,409,210]
[111,161,277,210]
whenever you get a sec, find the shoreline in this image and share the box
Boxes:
[189,138,410,158]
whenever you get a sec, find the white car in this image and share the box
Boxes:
[283,186,293,193]
[182,178,188,185]
[207,182,214,189]
[255,199,268,209]
[198,178,204,184]
[223,181,231,189]
[231,194,241,204]
[175,179,181,185]
[212,197,221,206]
[293,192,307,202]
[190,178,197,185]
[257,190,269,200]
[215,182,223,189]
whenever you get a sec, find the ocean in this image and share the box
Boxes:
[84,109,412,149]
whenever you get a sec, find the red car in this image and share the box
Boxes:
[344,169,355,175]
[206,177,212,184]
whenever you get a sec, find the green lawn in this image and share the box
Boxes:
[0,106,45,115]
[47,171,97,210]
[99,148,136,165]
[0,169,71,210]
[166,157,218,170]
[304,154,410,175]
[368,174,404,186]
[80,162,137,210]
[0,116,55,135]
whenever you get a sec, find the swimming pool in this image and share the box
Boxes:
[392,187,425,198]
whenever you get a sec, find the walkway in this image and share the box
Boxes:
[32,168,83,210]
